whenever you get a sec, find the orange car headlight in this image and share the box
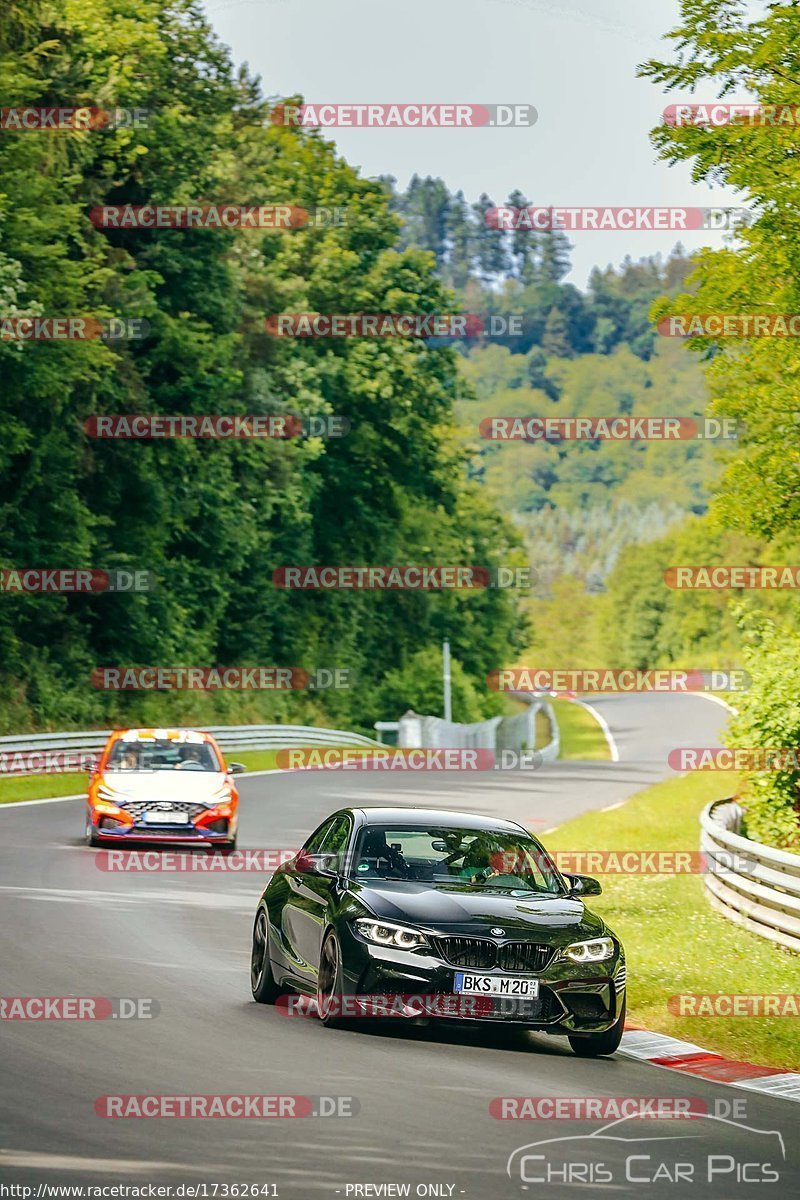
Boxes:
[196,801,233,824]
[93,801,134,824]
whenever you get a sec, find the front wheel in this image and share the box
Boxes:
[251,908,281,1003]
[317,931,349,1028]
[85,809,101,847]
[568,996,625,1058]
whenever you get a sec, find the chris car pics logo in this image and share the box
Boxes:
[506,1113,785,1187]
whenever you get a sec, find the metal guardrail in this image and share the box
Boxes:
[512,693,560,762]
[0,724,383,773]
[394,696,559,763]
[0,700,560,776]
[700,797,800,954]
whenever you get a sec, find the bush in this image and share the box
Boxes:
[374,647,501,725]
[725,615,800,850]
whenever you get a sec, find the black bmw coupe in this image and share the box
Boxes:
[250,806,626,1056]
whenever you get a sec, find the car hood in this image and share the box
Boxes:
[97,771,229,806]
[347,879,606,942]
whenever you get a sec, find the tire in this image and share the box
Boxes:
[568,996,625,1058]
[85,809,101,848]
[219,836,238,854]
[317,930,349,1028]
[251,908,281,1003]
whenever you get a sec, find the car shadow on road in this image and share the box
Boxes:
[338,1018,575,1055]
[243,1000,575,1057]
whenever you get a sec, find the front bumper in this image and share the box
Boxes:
[338,926,625,1033]
[90,810,236,843]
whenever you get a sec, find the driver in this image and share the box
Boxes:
[176,745,203,769]
[459,836,518,884]
[117,745,140,770]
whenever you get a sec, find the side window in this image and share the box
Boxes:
[304,819,336,854]
[320,816,351,859]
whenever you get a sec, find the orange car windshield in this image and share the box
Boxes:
[105,739,221,772]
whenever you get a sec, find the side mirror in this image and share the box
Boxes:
[227,762,246,775]
[564,872,602,897]
[296,851,340,877]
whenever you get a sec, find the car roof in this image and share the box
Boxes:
[352,806,527,833]
[112,728,214,744]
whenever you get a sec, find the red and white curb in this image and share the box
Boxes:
[621,1024,800,1103]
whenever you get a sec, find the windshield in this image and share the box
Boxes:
[351,825,565,894]
[105,739,222,772]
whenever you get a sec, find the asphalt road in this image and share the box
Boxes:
[1,693,796,1199]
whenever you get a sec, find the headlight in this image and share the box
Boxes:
[563,937,615,963]
[354,919,429,951]
[97,785,121,802]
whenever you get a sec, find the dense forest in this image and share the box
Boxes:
[384,176,722,596]
[0,0,528,734]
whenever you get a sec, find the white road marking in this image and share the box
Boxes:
[689,692,738,715]
[0,1150,226,1173]
[0,792,85,809]
[567,697,620,762]
[0,766,295,810]
[0,885,253,911]
[733,1074,800,1100]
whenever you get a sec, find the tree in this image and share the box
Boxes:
[541,306,573,357]
[0,0,527,732]
[641,0,800,539]
[471,193,510,280]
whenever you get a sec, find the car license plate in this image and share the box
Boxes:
[453,973,539,997]
[143,810,190,825]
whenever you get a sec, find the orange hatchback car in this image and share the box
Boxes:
[86,728,244,849]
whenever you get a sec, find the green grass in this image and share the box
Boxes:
[542,772,800,1071]
[0,773,90,804]
[534,706,552,750]
[550,696,611,760]
[233,748,286,772]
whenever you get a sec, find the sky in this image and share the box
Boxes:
[201,0,750,288]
